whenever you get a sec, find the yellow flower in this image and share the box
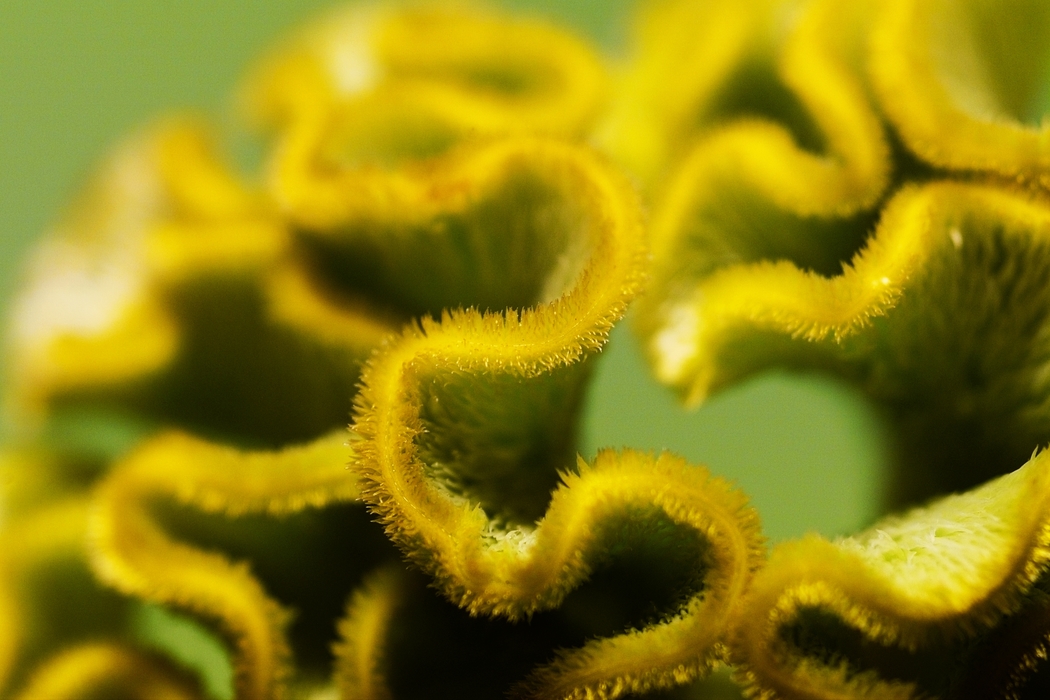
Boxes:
[89,431,356,699]
[1,5,770,698]
[624,0,1050,507]
[5,119,379,444]
[7,1,1050,698]
[734,448,1050,699]
[612,0,1050,696]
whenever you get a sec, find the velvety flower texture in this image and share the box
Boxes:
[4,1,1050,699]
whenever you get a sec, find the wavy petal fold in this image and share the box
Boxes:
[341,453,763,699]
[630,0,1050,511]
[5,120,383,448]
[245,5,606,140]
[89,431,357,700]
[870,0,1050,184]
[735,449,1050,699]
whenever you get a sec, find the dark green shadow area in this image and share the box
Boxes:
[583,322,890,542]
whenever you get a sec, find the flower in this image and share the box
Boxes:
[623,0,1050,508]
[735,448,1050,699]
[5,1,1050,699]
[2,5,762,699]
[612,0,1050,696]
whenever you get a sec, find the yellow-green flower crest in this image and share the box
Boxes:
[342,451,764,700]
[627,0,1050,507]
[89,431,357,700]
[735,449,1050,699]
[11,0,1050,697]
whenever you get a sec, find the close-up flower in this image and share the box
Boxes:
[4,1,1050,698]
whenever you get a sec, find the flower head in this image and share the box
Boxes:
[6,1,1050,698]
[625,0,1050,507]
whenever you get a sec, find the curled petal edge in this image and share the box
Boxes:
[642,181,1050,405]
[870,0,1050,185]
[734,448,1050,699]
[89,430,357,700]
[244,5,607,139]
[604,0,888,201]
[341,452,764,700]
[0,499,90,696]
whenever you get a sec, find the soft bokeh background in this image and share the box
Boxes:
[0,0,889,542]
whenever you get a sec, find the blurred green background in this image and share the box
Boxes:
[0,0,888,542]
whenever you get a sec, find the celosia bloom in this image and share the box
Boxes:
[611,0,1050,696]
[5,1,1050,699]
[622,0,1050,506]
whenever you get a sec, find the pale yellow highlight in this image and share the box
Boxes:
[6,119,284,417]
[13,299,179,417]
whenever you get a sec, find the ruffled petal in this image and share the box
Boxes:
[5,120,383,447]
[734,448,1050,699]
[89,431,358,700]
[351,141,647,572]
[640,178,1050,505]
[339,453,763,700]
[346,136,769,696]
[870,0,1050,184]
[244,5,606,140]
[602,0,888,199]
[0,490,164,698]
